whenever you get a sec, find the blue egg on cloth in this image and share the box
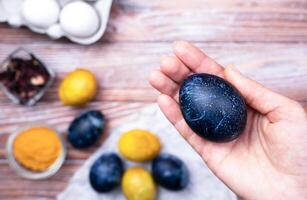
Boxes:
[68,110,105,149]
[179,73,247,142]
[89,153,124,193]
[152,154,189,191]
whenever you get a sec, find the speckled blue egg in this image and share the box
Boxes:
[152,154,189,191]
[68,110,105,149]
[89,153,124,193]
[179,73,247,142]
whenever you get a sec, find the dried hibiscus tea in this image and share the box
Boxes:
[0,48,55,106]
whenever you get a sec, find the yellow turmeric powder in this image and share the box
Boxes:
[13,127,62,171]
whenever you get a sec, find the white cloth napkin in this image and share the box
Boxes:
[57,105,237,200]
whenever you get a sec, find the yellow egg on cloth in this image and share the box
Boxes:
[118,129,161,162]
[122,167,156,200]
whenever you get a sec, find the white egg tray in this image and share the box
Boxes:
[0,0,112,45]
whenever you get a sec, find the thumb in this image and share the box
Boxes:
[224,66,293,122]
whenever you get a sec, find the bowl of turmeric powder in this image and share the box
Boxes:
[6,125,66,179]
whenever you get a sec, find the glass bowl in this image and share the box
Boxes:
[6,125,67,180]
[0,48,55,106]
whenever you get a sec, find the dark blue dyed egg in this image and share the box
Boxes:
[179,73,247,142]
[68,110,105,149]
[152,154,189,191]
[89,153,124,193]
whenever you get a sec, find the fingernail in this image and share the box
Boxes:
[148,70,159,83]
[160,56,169,66]
[227,64,239,73]
[173,40,183,47]
[161,55,168,61]
[173,41,187,53]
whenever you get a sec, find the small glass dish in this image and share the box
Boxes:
[0,48,55,106]
[6,125,67,180]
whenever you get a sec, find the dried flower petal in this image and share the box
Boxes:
[0,55,50,104]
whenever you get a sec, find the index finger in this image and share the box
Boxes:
[173,41,224,76]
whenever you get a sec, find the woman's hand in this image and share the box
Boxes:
[149,41,307,199]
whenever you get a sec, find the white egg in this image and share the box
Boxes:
[8,15,23,27]
[47,24,63,39]
[60,1,100,38]
[22,0,60,29]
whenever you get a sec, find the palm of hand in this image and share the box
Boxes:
[212,108,307,199]
[149,41,307,199]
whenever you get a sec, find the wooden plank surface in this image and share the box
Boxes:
[0,0,307,199]
[0,0,307,44]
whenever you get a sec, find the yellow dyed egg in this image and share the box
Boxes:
[59,68,97,106]
[122,167,156,200]
[118,129,161,162]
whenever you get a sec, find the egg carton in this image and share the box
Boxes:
[0,0,112,45]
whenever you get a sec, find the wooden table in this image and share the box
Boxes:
[0,0,306,199]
